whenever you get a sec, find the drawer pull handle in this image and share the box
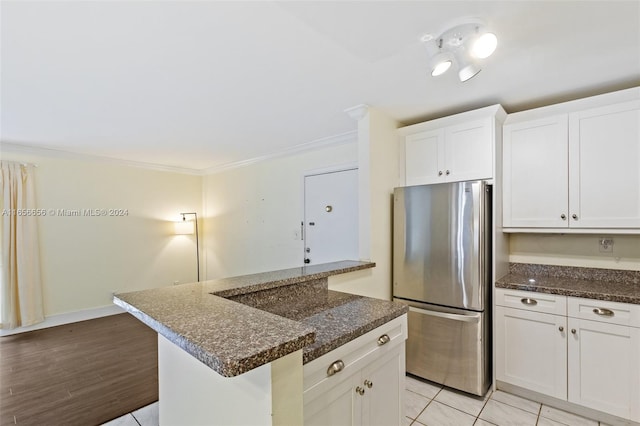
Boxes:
[327,360,345,377]
[593,308,614,317]
[377,334,391,346]
[520,298,537,306]
[364,380,373,389]
[355,386,365,396]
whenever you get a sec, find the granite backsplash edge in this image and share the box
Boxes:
[508,263,640,285]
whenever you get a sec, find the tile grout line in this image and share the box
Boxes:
[409,385,443,426]
[535,402,543,426]
[475,390,494,424]
[131,413,142,426]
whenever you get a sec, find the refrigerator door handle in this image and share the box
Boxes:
[409,306,481,323]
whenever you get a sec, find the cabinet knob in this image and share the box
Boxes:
[377,334,391,346]
[364,380,373,389]
[572,214,578,220]
[355,386,365,396]
[327,360,345,376]
[561,214,566,220]
[571,329,577,334]
[438,171,443,176]
[445,170,450,175]
[559,326,564,332]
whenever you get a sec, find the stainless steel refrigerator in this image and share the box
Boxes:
[392,180,491,396]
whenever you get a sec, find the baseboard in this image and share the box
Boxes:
[496,381,639,426]
[0,305,125,336]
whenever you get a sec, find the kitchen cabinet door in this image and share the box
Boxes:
[495,305,567,399]
[567,318,640,422]
[405,129,445,185]
[503,115,569,227]
[568,100,640,228]
[303,315,407,426]
[360,345,404,426]
[445,117,493,183]
[304,370,361,426]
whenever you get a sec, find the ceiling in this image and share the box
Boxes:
[2,1,639,172]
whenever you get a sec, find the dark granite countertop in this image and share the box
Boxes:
[496,263,640,305]
[114,260,408,377]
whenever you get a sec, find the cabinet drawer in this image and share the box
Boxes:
[303,314,407,394]
[568,297,640,327]
[495,288,566,315]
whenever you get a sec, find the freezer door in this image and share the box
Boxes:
[393,181,491,311]
[401,300,490,396]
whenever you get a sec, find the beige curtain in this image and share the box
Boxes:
[0,161,44,329]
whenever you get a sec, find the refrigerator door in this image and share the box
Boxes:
[393,181,490,311]
[398,299,490,396]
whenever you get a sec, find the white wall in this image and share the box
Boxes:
[0,150,202,320]
[329,107,399,300]
[202,142,357,279]
[509,234,640,271]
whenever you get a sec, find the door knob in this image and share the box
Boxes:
[355,387,365,396]
[304,258,311,264]
[364,380,373,389]
[561,214,566,220]
[559,326,564,332]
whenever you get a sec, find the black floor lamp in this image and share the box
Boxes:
[175,212,199,281]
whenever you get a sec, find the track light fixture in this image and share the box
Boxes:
[423,19,497,82]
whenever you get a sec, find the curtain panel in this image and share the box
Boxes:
[0,161,44,329]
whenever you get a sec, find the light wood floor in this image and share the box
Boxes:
[0,313,158,426]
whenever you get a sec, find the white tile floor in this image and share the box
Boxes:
[404,375,607,426]
[103,375,607,426]
[102,401,158,426]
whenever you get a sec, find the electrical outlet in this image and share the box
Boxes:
[599,238,613,253]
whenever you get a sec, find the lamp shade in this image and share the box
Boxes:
[458,62,481,82]
[174,220,195,235]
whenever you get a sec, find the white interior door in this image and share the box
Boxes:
[304,168,358,265]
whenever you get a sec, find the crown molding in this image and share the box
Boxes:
[202,130,357,175]
[1,130,358,176]
[344,104,370,121]
[0,141,203,175]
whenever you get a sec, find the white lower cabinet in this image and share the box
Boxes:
[495,289,640,422]
[495,305,567,398]
[303,314,407,426]
[567,299,640,421]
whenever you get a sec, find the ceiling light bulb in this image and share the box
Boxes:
[470,32,497,59]
[431,59,452,76]
[429,49,453,76]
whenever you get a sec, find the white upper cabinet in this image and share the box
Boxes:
[503,115,569,227]
[401,105,505,186]
[405,129,444,185]
[503,88,640,232]
[569,101,640,228]
[445,118,494,182]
